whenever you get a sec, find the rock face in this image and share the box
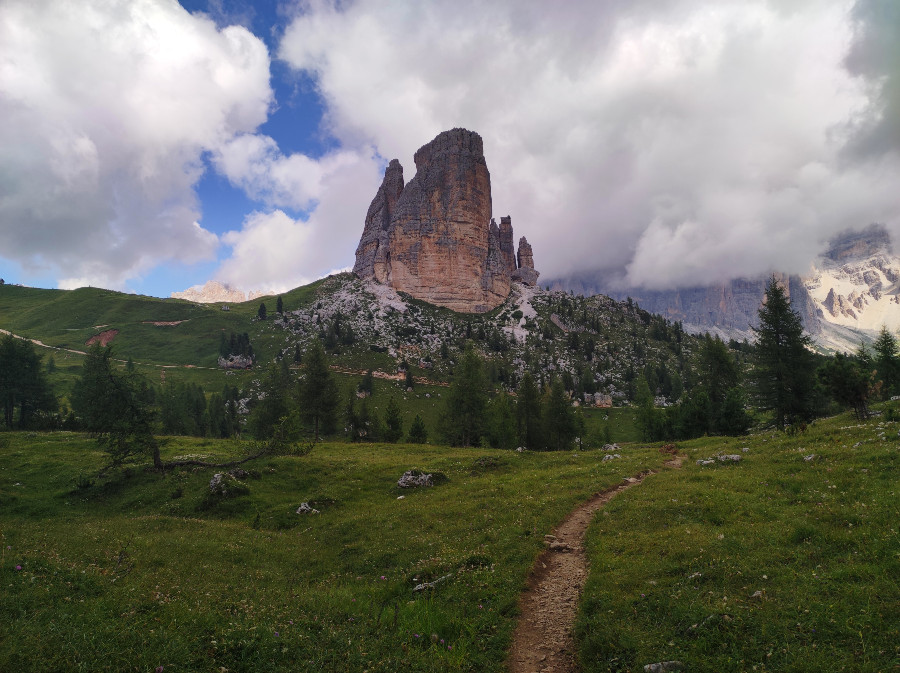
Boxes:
[353,129,538,313]
[512,236,539,286]
[353,159,404,282]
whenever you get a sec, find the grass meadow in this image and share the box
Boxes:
[2,409,897,672]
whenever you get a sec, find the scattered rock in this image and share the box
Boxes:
[397,470,439,488]
[296,502,319,515]
[718,454,742,462]
[218,354,253,370]
[602,443,621,452]
[207,472,248,498]
[228,468,249,479]
[643,661,685,673]
[803,454,817,462]
[602,454,622,461]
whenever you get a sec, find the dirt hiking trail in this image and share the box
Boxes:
[507,455,683,673]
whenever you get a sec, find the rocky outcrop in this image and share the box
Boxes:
[353,129,538,312]
[499,216,516,274]
[353,159,404,282]
[512,236,539,286]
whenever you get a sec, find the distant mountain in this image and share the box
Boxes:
[171,280,266,304]
[549,224,900,352]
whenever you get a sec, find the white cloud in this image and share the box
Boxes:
[212,133,370,211]
[278,0,900,290]
[215,148,382,292]
[0,0,272,289]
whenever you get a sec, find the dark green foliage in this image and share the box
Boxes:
[750,277,816,429]
[0,335,56,429]
[818,353,873,420]
[257,303,267,321]
[358,369,374,396]
[872,325,899,397]
[543,379,578,450]
[247,360,294,440]
[440,345,488,447]
[516,371,543,449]
[486,393,516,449]
[160,381,209,436]
[70,344,160,470]
[383,397,403,443]
[222,332,253,359]
[407,413,428,443]
[298,339,338,441]
[276,295,283,314]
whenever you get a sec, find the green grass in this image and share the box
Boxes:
[576,410,900,672]
[2,410,898,672]
[0,433,661,672]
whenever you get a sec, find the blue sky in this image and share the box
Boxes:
[1,0,898,298]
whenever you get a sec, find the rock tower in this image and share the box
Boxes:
[353,128,538,312]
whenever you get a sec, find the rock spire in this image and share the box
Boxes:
[353,128,539,312]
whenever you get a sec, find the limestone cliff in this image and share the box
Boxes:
[353,128,538,313]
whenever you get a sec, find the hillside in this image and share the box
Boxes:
[1,409,896,671]
[1,275,703,407]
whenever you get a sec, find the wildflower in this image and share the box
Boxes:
[380,575,386,580]
[15,565,22,571]
[275,632,280,637]
[155,667,164,673]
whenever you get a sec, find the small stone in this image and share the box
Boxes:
[296,502,319,515]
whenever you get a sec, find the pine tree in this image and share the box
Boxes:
[71,344,160,470]
[383,397,403,443]
[407,414,428,443]
[257,302,267,321]
[298,339,339,440]
[543,378,578,450]
[486,392,517,449]
[515,371,543,449]
[750,276,816,429]
[440,344,488,447]
[0,335,56,429]
[276,295,284,314]
[872,325,899,398]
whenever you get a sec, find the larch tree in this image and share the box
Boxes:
[750,276,816,430]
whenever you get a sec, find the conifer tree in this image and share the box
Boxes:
[750,276,815,429]
[515,371,543,449]
[71,344,160,470]
[543,378,578,450]
[872,325,899,397]
[276,295,284,314]
[440,344,487,447]
[408,414,428,443]
[383,396,403,443]
[298,339,339,440]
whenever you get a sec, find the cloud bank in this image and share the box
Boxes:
[2,0,899,295]
[280,0,900,290]
[0,0,275,289]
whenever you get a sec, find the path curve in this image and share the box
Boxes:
[507,456,683,673]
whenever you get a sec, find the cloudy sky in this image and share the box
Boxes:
[1,0,897,297]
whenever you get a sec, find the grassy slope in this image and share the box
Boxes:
[2,411,898,671]
[0,434,661,673]
[577,411,900,672]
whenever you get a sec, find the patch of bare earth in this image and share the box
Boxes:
[85,329,118,346]
[142,320,188,326]
[507,456,683,673]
